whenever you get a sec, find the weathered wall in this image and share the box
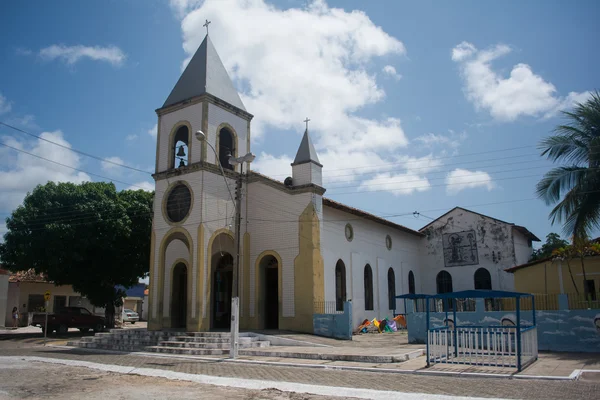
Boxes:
[313,301,353,340]
[420,208,533,293]
[406,297,600,352]
[0,273,8,328]
[321,206,422,328]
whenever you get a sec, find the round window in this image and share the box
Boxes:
[344,223,354,242]
[386,234,392,250]
[166,184,192,223]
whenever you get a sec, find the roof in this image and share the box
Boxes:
[506,241,600,273]
[419,206,540,241]
[162,34,246,111]
[8,269,49,283]
[322,198,423,237]
[292,129,322,167]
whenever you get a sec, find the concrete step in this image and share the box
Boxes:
[158,340,270,349]
[168,336,261,344]
[184,332,231,338]
[148,346,229,356]
[237,349,425,364]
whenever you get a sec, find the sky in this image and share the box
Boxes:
[0,0,598,248]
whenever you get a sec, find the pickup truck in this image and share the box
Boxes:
[31,307,105,334]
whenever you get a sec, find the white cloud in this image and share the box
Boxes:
[359,172,431,196]
[415,131,467,150]
[0,93,12,114]
[39,44,126,66]
[101,156,125,172]
[452,41,590,121]
[382,65,402,81]
[445,168,494,195]
[251,152,293,180]
[0,132,91,212]
[174,0,406,149]
[127,181,154,192]
[126,134,138,141]
[148,124,157,139]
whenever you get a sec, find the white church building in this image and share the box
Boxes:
[147,34,540,333]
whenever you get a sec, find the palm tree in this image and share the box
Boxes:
[536,90,600,240]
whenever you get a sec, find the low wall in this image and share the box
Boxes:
[406,297,600,353]
[313,301,352,340]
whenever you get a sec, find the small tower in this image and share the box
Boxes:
[291,120,322,186]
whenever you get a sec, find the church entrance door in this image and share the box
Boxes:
[212,253,233,330]
[264,266,279,329]
[171,263,187,329]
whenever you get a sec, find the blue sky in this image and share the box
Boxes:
[0,0,598,246]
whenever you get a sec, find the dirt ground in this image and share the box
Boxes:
[0,358,354,400]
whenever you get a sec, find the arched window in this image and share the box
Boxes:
[474,268,492,290]
[436,270,453,294]
[408,271,415,294]
[335,260,346,312]
[218,127,234,170]
[387,268,396,310]
[364,264,373,311]
[172,125,189,168]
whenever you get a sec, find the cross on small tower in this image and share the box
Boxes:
[303,117,311,131]
[203,19,211,35]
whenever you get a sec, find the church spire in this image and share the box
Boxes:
[162,34,246,111]
[292,119,321,167]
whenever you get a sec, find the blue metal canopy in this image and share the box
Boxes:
[395,293,432,300]
[429,289,533,299]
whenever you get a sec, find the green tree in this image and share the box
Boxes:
[0,181,154,328]
[536,90,600,240]
[530,232,569,261]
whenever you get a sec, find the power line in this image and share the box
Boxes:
[0,121,151,174]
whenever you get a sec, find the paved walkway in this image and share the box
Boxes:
[0,347,597,399]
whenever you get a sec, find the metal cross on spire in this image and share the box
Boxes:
[303,117,311,131]
[203,19,211,35]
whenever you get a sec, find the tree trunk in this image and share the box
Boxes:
[566,259,579,294]
[105,302,116,329]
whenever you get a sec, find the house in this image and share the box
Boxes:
[4,269,94,327]
[146,33,541,333]
[118,283,146,317]
[0,269,9,328]
[506,254,600,297]
[419,207,540,294]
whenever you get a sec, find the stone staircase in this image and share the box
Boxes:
[68,329,270,356]
[148,332,270,356]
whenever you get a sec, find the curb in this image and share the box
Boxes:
[47,345,577,381]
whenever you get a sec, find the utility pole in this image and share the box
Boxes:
[230,163,244,358]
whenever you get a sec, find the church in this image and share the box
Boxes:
[147,33,540,333]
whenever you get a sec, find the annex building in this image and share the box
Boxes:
[147,34,540,332]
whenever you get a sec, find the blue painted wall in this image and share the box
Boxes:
[313,301,353,340]
[406,297,600,352]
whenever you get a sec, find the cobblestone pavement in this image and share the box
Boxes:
[0,358,349,400]
[1,347,598,399]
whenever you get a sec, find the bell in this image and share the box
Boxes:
[176,145,186,157]
[178,159,186,168]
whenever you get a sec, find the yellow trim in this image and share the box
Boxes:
[147,229,158,330]
[254,250,283,329]
[167,120,193,171]
[214,122,239,172]
[288,202,323,333]
[196,224,206,330]
[154,116,161,174]
[156,227,193,329]
[161,180,194,227]
[205,228,234,329]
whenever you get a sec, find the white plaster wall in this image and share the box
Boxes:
[321,206,422,327]
[162,239,190,317]
[513,229,533,266]
[292,163,312,186]
[206,103,249,168]
[420,208,522,294]
[157,102,203,172]
[0,274,8,328]
[311,163,322,186]
[246,182,313,318]
[6,283,19,327]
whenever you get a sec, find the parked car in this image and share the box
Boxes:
[30,307,105,334]
[122,308,139,324]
